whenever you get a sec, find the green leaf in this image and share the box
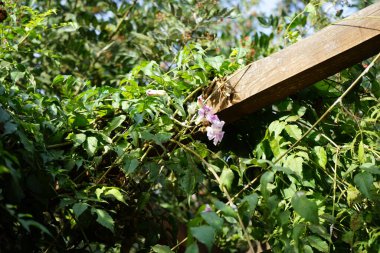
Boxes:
[347,185,362,206]
[105,115,126,135]
[0,165,10,174]
[268,120,286,137]
[72,203,89,218]
[219,167,234,191]
[260,171,274,199]
[303,245,313,253]
[205,55,224,71]
[307,235,329,252]
[18,219,52,237]
[308,224,332,243]
[305,3,317,16]
[104,188,126,204]
[190,225,215,252]
[269,137,287,158]
[72,114,89,128]
[358,140,365,164]
[92,208,114,233]
[3,121,17,135]
[214,200,238,219]
[342,231,354,246]
[11,71,25,82]
[285,124,302,139]
[95,187,105,200]
[185,242,199,253]
[52,75,65,85]
[314,146,327,169]
[360,163,380,174]
[354,172,374,199]
[283,155,303,177]
[201,211,224,231]
[71,133,86,146]
[151,244,174,253]
[153,132,173,146]
[122,157,139,174]
[240,193,259,213]
[85,136,98,157]
[291,191,319,224]
[179,169,196,194]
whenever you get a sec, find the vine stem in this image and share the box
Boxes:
[229,51,380,203]
[171,140,255,253]
[330,146,340,250]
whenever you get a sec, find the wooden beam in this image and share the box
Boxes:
[209,2,380,122]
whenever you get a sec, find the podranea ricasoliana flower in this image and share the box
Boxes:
[146,89,167,96]
[197,96,225,145]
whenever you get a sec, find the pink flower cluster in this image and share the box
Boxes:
[197,96,225,145]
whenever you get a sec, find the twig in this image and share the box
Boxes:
[46,141,72,149]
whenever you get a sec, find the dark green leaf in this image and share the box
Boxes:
[105,115,126,135]
[122,157,139,174]
[219,167,234,191]
[92,208,114,233]
[72,203,89,218]
[291,191,319,224]
[190,225,215,252]
[185,242,199,253]
[354,172,374,199]
[201,211,224,231]
[214,200,238,219]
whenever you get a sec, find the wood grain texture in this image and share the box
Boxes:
[209,2,380,122]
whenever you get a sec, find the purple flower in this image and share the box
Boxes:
[206,119,225,145]
[195,95,225,145]
[203,204,212,212]
[206,113,220,124]
[197,104,213,124]
[197,95,204,107]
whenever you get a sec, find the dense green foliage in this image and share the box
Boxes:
[0,0,379,252]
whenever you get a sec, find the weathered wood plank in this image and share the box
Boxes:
[209,2,380,122]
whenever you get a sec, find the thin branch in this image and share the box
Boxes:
[46,141,72,149]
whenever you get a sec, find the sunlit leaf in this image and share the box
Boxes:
[104,188,126,204]
[358,140,365,164]
[205,55,224,71]
[85,136,98,157]
[314,146,327,169]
